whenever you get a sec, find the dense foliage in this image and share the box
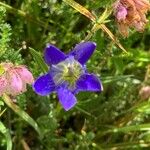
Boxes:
[0,0,150,149]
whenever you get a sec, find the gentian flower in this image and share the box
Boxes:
[33,42,103,111]
[0,62,34,96]
[113,0,150,37]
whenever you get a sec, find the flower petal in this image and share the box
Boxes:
[0,76,7,96]
[33,73,55,96]
[116,5,127,21]
[70,41,96,64]
[57,87,77,111]
[76,73,103,92]
[7,71,24,96]
[15,66,34,84]
[44,44,66,65]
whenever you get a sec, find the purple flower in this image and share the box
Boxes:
[33,42,103,111]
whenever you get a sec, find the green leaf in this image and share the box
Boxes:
[101,124,150,136]
[37,115,58,135]
[75,106,96,118]
[63,0,126,53]
[2,94,43,139]
[63,0,96,21]
[29,47,48,73]
[103,141,150,149]
[101,75,134,84]
[112,57,124,75]
[0,121,12,150]
[0,65,5,75]
[136,101,150,114]
[0,2,47,28]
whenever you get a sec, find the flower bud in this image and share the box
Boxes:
[139,86,150,100]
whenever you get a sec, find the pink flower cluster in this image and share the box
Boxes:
[139,86,150,100]
[113,0,150,37]
[0,62,34,96]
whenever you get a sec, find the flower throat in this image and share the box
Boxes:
[51,57,84,89]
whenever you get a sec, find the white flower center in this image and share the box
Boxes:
[51,56,84,89]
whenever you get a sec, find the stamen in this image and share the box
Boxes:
[51,57,84,90]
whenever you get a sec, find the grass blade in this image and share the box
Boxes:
[2,94,43,138]
[63,0,96,21]
[0,121,12,150]
[29,47,48,73]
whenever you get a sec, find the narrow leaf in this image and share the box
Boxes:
[101,123,150,136]
[63,0,96,21]
[0,121,12,150]
[0,108,7,117]
[103,141,150,149]
[99,24,127,53]
[29,47,48,73]
[2,94,43,138]
[75,106,96,118]
[0,2,48,28]
[101,75,133,84]
[96,8,112,24]
[63,0,127,53]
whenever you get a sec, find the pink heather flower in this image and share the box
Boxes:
[0,62,34,96]
[15,66,34,84]
[116,5,128,21]
[7,70,24,96]
[113,0,150,37]
[139,86,150,100]
[0,77,7,96]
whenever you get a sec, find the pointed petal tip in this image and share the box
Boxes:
[89,41,96,46]
[57,87,77,111]
[77,73,103,92]
[76,41,97,50]
[100,82,103,92]
[45,43,54,49]
[71,41,97,65]
[44,44,66,65]
[64,100,77,111]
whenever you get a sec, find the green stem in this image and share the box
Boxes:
[99,123,150,137]
[63,0,127,53]
[0,2,50,28]
[102,141,150,149]
[63,0,96,21]
[0,121,12,150]
[75,106,96,118]
[0,108,7,117]
[2,93,43,139]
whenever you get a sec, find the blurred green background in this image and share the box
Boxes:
[0,0,150,149]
